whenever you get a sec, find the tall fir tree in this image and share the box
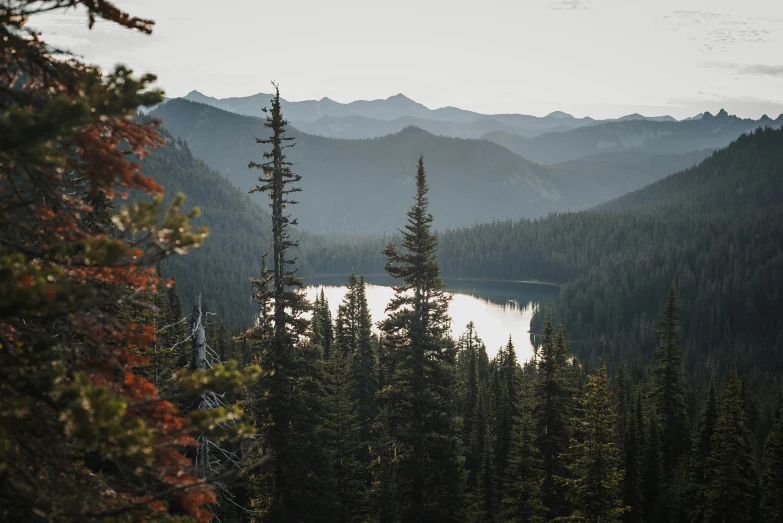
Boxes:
[378,156,466,522]
[567,361,626,523]
[652,285,689,482]
[245,85,315,522]
[703,367,758,523]
[532,313,573,520]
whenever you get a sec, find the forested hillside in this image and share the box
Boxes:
[134,125,273,321]
[547,149,711,209]
[150,99,707,234]
[485,110,783,164]
[306,128,783,391]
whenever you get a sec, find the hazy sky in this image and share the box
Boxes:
[31,0,783,119]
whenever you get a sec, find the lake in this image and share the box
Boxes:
[303,275,559,363]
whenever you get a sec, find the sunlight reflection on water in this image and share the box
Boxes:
[304,277,557,363]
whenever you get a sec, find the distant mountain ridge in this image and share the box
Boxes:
[149,99,709,235]
[175,90,688,140]
[484,110,783,164]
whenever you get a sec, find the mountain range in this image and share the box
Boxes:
[149,99,712,235]
[174,90,683,140]
[484,109,783,164]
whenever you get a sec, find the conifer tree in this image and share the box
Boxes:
[497,336,520,488]
[652,285,689,481]
[460,322,483,491]
[621,392,645,523]
[370,406,401,523]
[703,367,757,523]
[0,1,266,519]
[322,344,365,522]
[567,361,626,522]
[478,418,498,523]
[352,276,379,461]
[378,156,466,522]
[761,390,783,522]
[312,289,334,358]
[685,377,717,522]
[500,406,545,523]
[245,85,312,522]
[533,313,573,519]
[337,271,361,356]
[642,410,663,523]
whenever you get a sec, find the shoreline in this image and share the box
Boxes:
[302,273,562,287]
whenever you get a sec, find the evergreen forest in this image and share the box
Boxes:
[1,2,782,523]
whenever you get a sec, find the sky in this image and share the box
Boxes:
[29,0,783,120]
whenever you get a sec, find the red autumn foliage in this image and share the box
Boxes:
[0,1,216,521]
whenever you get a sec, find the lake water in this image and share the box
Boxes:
[303,276,559,363]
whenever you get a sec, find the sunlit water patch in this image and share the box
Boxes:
[303,276,558,363]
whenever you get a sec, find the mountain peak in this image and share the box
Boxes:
[701,111,714,120]
[386,93,419,105]
[716,108,730,118]
[546,111,575,119]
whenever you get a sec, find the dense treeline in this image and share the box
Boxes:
[183,97,781,521]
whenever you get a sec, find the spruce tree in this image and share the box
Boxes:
[652,285,689,481]
[761,390,783,522]
[378,156,466,522]
[532,313,573,519]
[703,367,757,523]
[567,361,626,523]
